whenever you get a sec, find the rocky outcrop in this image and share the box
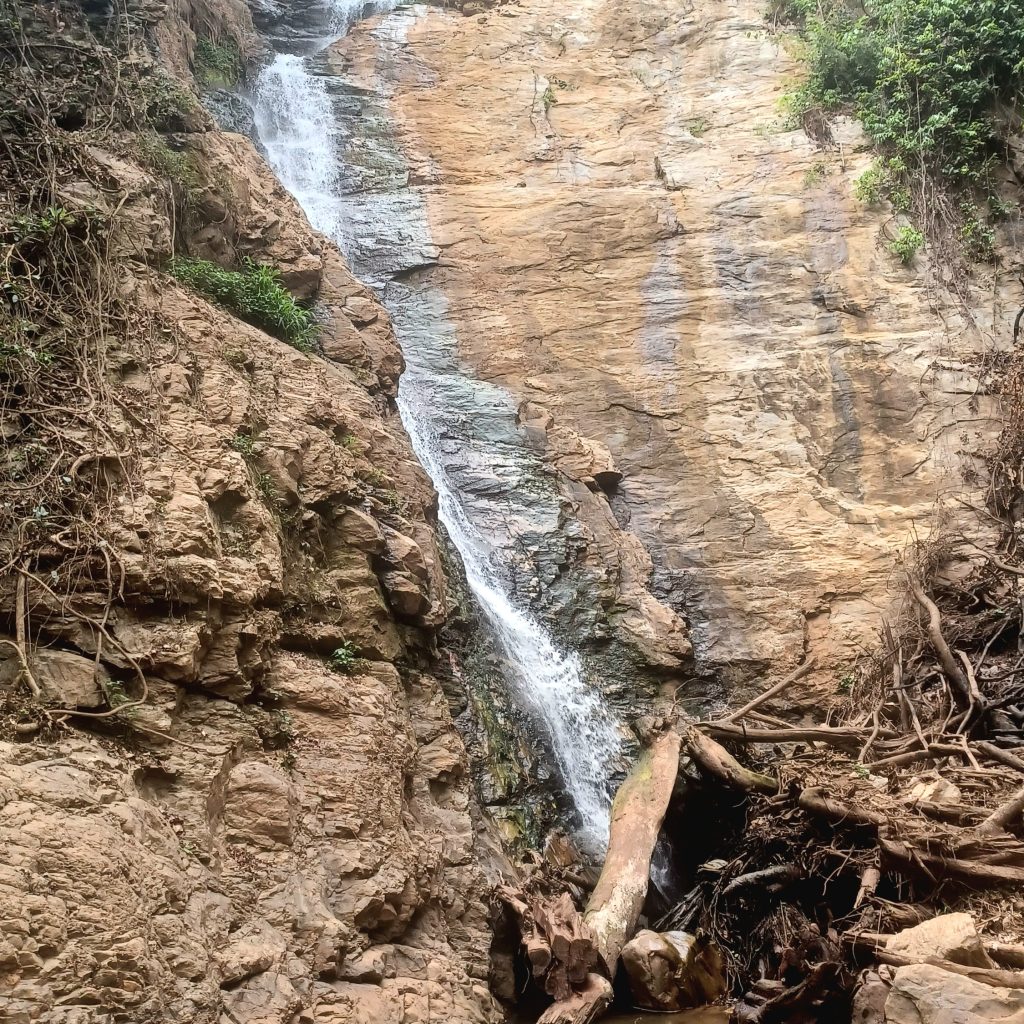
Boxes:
[333,0,1019,708]
[0,2,499,1022]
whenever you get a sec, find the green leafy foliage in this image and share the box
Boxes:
[853,158,911,210]
[328,643,360,675]
[136,132,200,199]
[780,0,1024,188]
[194,36,242,86]
[169,257,317,350]
[888,224,924,264]
[228,431,258,457]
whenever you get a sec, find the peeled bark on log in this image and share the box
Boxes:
[621,929,727,1011]
[536,973,613,1024]
[584,727,681,973]
[496,887,599,994]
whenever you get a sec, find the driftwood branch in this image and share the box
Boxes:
[720,660,815,724]
[909,577,972,710]
[584,727,681,973]
[685,726,778,794]
[978,784,1024,836]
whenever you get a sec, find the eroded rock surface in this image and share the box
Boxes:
[336,0,1018,703]
[0,2,500,1022]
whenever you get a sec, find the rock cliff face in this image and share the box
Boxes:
[334,0,1019,706]
[0,2,501,1022]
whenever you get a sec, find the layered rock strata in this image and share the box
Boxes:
[0,3,501,1022]
[334,0,1019,703]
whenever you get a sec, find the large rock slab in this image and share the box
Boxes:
[885,963,1024,1024]
[887,913,996,969]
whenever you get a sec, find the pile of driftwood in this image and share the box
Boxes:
[498,567,1024,1023]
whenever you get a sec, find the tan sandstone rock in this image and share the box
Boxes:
[885,963,1024,1024]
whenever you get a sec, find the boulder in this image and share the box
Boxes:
[221,761,298,849]
[380,571,430,619]
[383,528,429,579]
[338,508,385,554]
[215,920,289,985]
[0,649,107,708]
[907,778,962,806]
[851,969,889,1024]
[885,963,1024,1024]
[886,913,996,969]
[621,929,727,1011]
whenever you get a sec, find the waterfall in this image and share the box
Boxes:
[250,3,623,848]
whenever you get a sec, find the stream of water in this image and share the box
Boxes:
[250,0,623,848]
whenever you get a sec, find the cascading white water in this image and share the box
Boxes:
[252,53,347,246]
[250,2,623,847]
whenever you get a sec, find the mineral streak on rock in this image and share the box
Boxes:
[333,0,1017,706]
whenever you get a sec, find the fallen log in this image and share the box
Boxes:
[979,784,1024,835]
[702,722,892,753]
[584,727,681,973]
[719,660,816,724]
[879,831,1024,885]
[909,577,973,711]
[685,725,778,794]
[847,930,1024,972]
[797,787,885,827]
[722,863,802,897]
[844,933,1024,989]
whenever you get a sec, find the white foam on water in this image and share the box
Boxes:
[249,0,622,850]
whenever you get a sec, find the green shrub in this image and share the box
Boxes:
[889,225,924,264]
[328,643,359,674]
[959,216,996,262]
[169,257,317,350]
[853,162,888,205]
[194,36,242,86]
[781,0,1024,189]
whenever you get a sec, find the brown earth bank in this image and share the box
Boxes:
[0,1,503,1022]
[334,0,1020,708]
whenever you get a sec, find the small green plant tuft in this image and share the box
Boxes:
[256,472,276,505]
[145,74,200,132]
[328,642,360,675]
[803,160,828,187]
[988,194,1016,222]
[541,85,557,112]
[687,116,710,137]
[229,432,258,458]
[194,36,242,86]
[169,257,318,350]
[888,225,924,265]
[137,132,200,200]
